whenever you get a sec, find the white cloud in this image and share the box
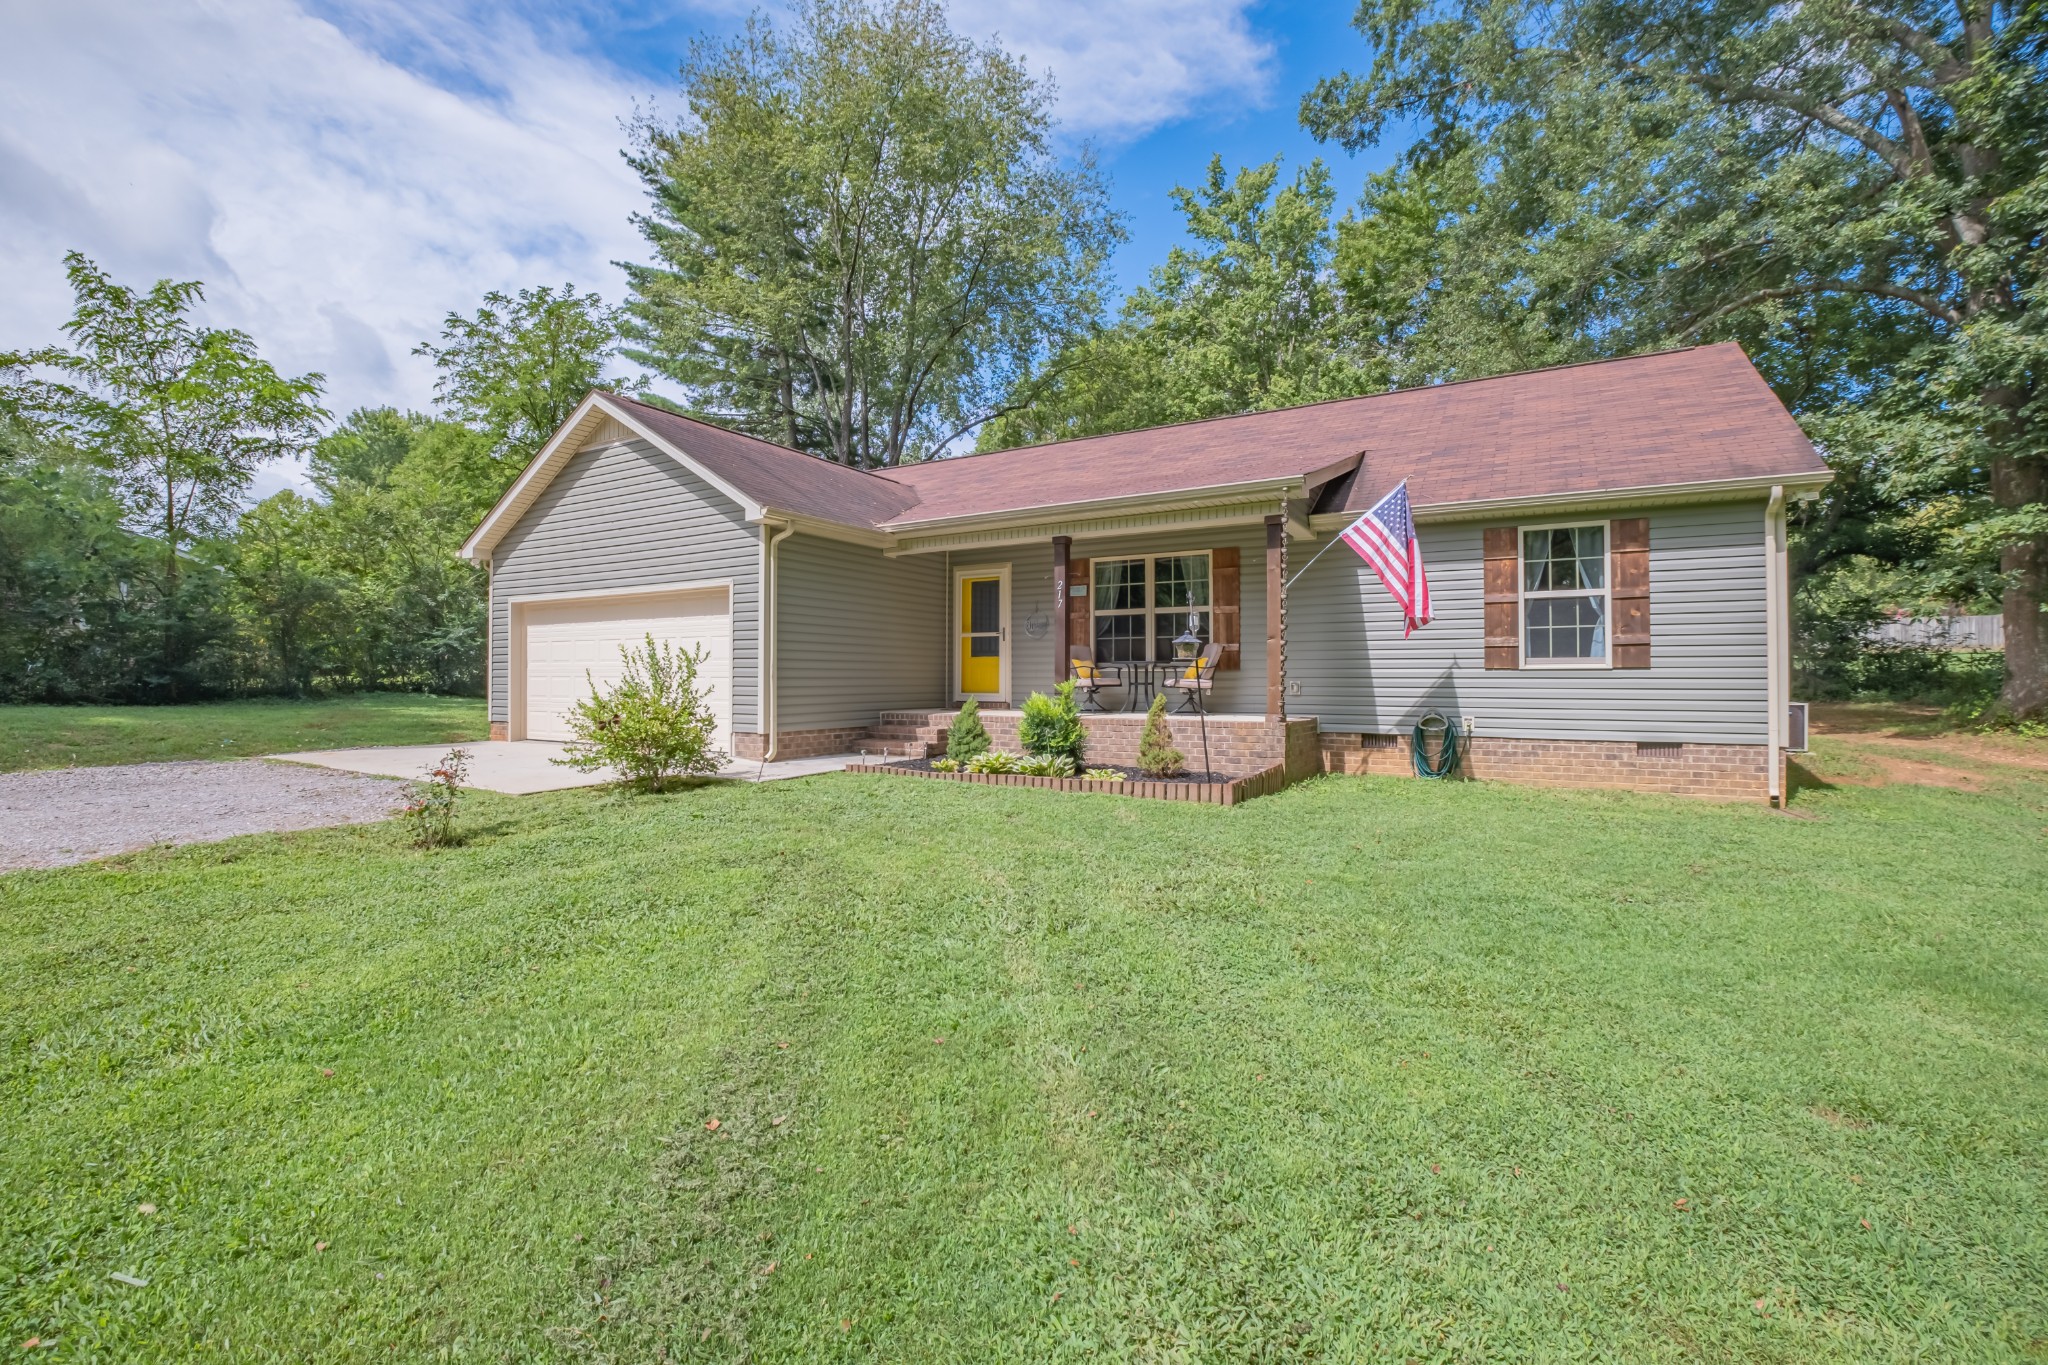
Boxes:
[0,0,1272,499]
[950,0,1273,140]
[0,0,659,492]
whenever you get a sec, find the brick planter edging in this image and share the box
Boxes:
[845,762,1292,806]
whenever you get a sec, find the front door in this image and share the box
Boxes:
[957,571,1006,699]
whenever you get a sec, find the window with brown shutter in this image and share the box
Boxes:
[1610,517,1650,668]
[1212,546,1241,670]
[1483,527,1520,669]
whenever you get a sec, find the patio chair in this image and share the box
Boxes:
[1069,648,1124,712]
[1163,639,1227,714]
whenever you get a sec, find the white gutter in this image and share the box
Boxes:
[1765,486,1787,805]
[757,520,796,763]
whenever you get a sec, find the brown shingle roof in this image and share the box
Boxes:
[608,396,922,527]
[617,344,1822,532]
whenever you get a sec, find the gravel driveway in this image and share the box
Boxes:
[0,760,405,872]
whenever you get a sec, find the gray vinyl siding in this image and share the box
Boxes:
[1288,501,1769,743]
[962,526,1271,712]
[488,439,760,730]
[775,533,948,728]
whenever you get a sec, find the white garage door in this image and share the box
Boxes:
[519,589,733,748]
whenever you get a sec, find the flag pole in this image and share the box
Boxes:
[1283,527,1352,591]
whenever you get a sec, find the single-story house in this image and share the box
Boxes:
[459,342,1831,802]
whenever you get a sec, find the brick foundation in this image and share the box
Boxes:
[732,726,879,761]
[961,710,1308,776]
[1317,731,1771,801]
[489,721,508,742]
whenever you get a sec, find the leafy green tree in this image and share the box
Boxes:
[414,285,637,467]
[983,156,1380,449]
[226,490,341,694]
[1303,0,2048,716]
[308,407,426,495]
[2,252,326,587]
[623,0,1121,466]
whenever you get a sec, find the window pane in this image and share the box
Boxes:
[1095,614,1147,662]
[1523,525,1605,592]
[1525,594,1607,660]
[1152,555,1210,610]
[968,579,1001,634]
[968,634,1000,658]
[1094,559,1144,612]
[1155,609,1210,663]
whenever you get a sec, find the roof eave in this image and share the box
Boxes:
[1308,470,1834,532]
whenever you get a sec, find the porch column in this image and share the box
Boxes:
[1052,534,1073,689]
[1265,514,1286,721]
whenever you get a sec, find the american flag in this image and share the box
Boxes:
[1338,480,1432,636]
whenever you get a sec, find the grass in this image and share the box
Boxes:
[0,695,487,772]
[3,767,2045,1361]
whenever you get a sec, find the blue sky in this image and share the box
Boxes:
[0,0,1403,491]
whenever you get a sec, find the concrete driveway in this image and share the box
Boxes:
[283,740,862,795]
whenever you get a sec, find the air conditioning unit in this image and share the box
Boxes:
[1785,701,1809,753]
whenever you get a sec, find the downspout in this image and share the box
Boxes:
[758,520,795,763]
[1765,486,1786,805]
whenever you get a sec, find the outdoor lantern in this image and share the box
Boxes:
[1173,609,1202,662]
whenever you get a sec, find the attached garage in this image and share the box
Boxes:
[512,586,734,748]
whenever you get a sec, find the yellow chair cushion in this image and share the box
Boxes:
[1183,662,1201,679]
[1073,663,1098,680]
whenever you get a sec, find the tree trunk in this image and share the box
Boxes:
[1992,448,2047,718]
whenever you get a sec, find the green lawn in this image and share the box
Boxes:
[3,768,2043,1361]
[0,695,487,772]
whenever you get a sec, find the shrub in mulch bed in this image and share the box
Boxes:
[881,756,1236,785]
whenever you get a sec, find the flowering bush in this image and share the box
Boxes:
[401,747,470,847]
[552,635,728,792]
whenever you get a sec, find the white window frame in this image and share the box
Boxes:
[1519,521,1613,670]
[1091,550,1214,663]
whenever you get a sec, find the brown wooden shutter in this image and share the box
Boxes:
[1067,557,1092,655]
[1483,527,1520,669]
[1610,517,1650,668]
[1211,546,1241,670]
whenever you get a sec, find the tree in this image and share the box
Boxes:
[414,285,637,468]
[982,156,1381,449]
[623,0,1121,467]
[1303,0,2048,716]
[2,252,326,587]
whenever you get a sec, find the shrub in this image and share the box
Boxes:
[1137,694,1185,778]
[930,757,960,772]
[945,699,992,763]
[1017,753,1077,778]
[552,634,728,792]
[963,749,1021,774]
[400,747,470,847]
[1082,767,1123,781]
[1018,679,1086,764]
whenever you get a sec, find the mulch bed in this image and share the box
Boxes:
[880,756,1236,785]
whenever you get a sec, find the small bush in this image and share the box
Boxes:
[1017,753,1077,778]
[400,747,469,847]
[964,749,1021,774]
[552,635,728,792]
[1018,680,1086,764]
[1137,695,1185,778]
[946,699,992,763]
[930,757,960,772]
[1082,767,1123,781]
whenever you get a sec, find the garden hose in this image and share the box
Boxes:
[1412,712,1462,780]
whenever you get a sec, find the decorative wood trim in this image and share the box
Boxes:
[1610,517,1651,668]
[1052,535,1072,688]
[1265,515,1286,718]
[1069,557,1091,654]
[1212,546,1242,671]
[1482,526,1520,670]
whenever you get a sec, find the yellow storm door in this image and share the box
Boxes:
[959,575,1003,696]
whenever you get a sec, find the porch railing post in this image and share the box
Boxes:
[1052,534,1072,690]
